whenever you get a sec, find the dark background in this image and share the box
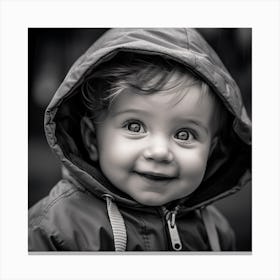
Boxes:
[28,28,252,251]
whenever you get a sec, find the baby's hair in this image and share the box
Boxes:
[81,52,228,137]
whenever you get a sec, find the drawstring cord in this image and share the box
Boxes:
[200,207,221,251]
[103,195,127,252]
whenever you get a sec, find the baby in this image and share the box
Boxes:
[29,28,251,251]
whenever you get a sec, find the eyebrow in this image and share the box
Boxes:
[111,108,151,117]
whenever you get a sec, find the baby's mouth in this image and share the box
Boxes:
[134,171,177,181]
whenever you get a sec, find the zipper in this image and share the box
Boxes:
[162,206,182,251]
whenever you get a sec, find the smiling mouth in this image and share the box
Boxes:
[134,171,177,181]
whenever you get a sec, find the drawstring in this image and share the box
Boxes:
[200,207,221,251]
[104,195,127,251]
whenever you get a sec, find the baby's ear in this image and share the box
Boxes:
[209,136,219,158]
[80,117,98,162]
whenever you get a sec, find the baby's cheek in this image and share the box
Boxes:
[102,137,139,168]
[179,150,209,179]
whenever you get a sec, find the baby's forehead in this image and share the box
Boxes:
[109,86,218,126]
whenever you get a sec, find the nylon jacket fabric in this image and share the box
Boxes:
[29,28,251,251]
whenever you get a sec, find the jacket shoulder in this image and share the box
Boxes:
[28,179,113,251]
[28,180,84,250]
[29,179,82,227]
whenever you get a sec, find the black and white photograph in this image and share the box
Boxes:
[28,28,252,252]
[1,1,280,279]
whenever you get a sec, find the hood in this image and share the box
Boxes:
[45,28,251,210]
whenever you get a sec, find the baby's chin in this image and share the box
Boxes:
[131,191,179,207]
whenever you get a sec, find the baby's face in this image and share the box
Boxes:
[95,86,217,206]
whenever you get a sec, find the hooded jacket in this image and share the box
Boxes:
[28,28,251,252]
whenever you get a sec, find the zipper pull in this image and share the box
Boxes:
[166,211,182,251]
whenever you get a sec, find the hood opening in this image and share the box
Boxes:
[50,47,251,209]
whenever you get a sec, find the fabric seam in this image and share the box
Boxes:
[29,187,81,228]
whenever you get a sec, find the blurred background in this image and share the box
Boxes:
[28,28,252,251]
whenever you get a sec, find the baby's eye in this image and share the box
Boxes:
[124,120,146,133]
[174,129,194,142]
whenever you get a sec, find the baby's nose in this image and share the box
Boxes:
[143,136,174,163]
